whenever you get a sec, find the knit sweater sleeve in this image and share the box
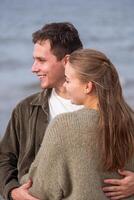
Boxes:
[21,115,67,200]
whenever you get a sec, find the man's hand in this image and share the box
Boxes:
[11,179,39,200]
[103,169,134,199]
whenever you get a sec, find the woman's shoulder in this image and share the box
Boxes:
[44,108,99,151]
[49,107,99,131]
[60,107,98,120]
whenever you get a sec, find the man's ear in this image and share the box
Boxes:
[84,81,93,94]
[63,54,70,65]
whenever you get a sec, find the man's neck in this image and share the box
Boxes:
[54,87,70,99]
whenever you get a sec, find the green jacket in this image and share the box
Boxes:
[0,89,51,200]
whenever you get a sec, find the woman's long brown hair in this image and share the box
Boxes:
[69,49,134,171]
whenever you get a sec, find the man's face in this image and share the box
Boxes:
[32,39,65,89]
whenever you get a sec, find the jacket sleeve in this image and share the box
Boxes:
[0,108,20,200]
[22,117,65,200]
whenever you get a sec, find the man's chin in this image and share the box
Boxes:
[40,83,48,88]
[40,84,52,89]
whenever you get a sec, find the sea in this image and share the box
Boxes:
[0,0,134,198]
[1,0,134,137]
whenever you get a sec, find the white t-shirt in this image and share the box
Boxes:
[48,89,83,121]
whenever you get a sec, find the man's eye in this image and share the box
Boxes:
[39,59,46,62]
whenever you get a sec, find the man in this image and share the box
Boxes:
[0,22,83,200]
[0,22,134,200]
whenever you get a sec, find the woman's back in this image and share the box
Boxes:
[21,108,134,199]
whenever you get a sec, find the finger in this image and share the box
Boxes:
[110,195,125,200]
[118,169,133,176]
[21,179,33,189]
[103,179,121,185]
[29,195,40,200]
[105,191,122,197]
[27,194,40,200]
[103,186,121,192]
[22,191,40,200]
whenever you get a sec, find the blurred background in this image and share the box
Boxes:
[0,0,134,138]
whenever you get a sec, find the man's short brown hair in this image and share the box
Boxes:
[32,22,83,60]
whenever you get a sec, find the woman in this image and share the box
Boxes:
[21,49,134,200]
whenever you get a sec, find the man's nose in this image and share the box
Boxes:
[32,61,39,73]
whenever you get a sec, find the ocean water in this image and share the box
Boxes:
[0,0,134,137]
[0,0,134,197]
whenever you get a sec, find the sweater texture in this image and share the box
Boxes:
[21,108,134,200]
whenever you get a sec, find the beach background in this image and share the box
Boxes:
[1,0,134,139]
[0,0,134,197]
[1,0,134,134]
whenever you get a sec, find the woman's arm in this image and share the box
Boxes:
[21,117,64,200]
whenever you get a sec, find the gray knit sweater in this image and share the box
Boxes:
[21,108,134,200]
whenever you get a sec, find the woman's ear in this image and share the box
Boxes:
[84,81,93,94]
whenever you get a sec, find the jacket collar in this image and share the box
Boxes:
[30,89,52,107]
[29,89,52,118]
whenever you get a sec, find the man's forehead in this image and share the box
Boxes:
[34,40,51,50]
[34,43,45,51]
[33,40,52,57]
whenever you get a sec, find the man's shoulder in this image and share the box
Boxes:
[10,92,41,116]
[17,92,41,107]
[14,90,48,112]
